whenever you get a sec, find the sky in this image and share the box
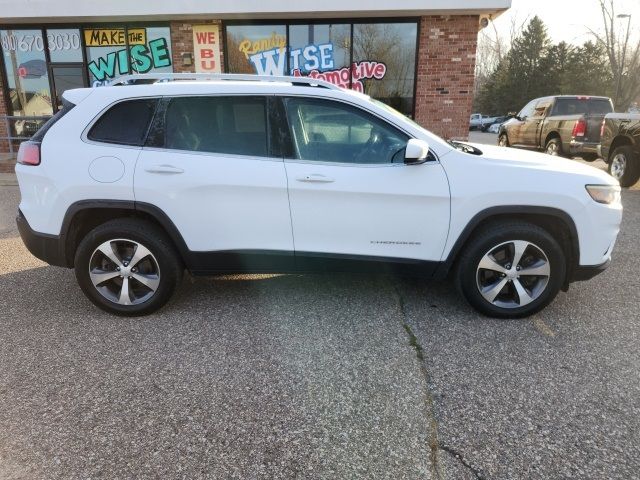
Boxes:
[490,0,640,45]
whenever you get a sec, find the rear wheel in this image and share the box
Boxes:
[608,145,640,187]
[455,221,566,318]
[74,219,182,316]
[545,137,562,157]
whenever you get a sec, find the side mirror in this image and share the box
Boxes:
[405,138,430,165]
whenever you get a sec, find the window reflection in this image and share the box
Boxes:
[224,22,418,116]
[353,23,417,115]
[0,29,53,117]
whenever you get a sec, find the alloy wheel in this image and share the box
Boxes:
[610,153,627,180]
[476,240,551,309]
[88,239,161,306]
[546,142,559,156]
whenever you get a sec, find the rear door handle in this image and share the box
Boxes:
[145,165,184,174]
[296,174,334,183]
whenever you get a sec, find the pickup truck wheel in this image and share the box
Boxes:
[74,219,183,316]
[545,138,562,157]
[455,222,566,319]
[609,145,640,187]
[498,134,509,147]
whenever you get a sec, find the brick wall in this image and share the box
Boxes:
[170,20,225,74]
[414,15,478,141]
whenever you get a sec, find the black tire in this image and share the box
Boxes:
[545,137,563,157]
[74,218,183,316]
[455,221,566,319]
[608,145,640,188]
[498,133,509,147]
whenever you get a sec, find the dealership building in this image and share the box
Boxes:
[0,0,510,157]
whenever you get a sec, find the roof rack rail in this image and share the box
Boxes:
[107,73,341,90]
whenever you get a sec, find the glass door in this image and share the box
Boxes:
[49,64,87,110]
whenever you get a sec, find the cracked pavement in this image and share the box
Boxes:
[1,181,639,479]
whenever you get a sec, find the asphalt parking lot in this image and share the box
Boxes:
[1,148,639,478]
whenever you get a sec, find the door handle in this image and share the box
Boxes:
[144,165,184,174]
[296,174,334,183]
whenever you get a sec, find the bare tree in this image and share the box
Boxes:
[475,14,530,96]
[590,0,640,110]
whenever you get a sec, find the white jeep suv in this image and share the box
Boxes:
[15,74,622,317]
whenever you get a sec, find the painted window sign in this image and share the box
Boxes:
[84,28,147,47]
[226,23,416,116]
[240,39,385,92]
[85,26,173,86]
[193,25,221,73]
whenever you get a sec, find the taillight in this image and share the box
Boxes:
[17,141,41,166]
[572,119,586,138]
[600,119,606,138]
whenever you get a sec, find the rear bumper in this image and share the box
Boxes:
[570,258,611,282]
[16,209,68,267]
[569,140,600,157]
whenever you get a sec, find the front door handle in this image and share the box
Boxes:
[145,165,184,174]
[296,174,334,183]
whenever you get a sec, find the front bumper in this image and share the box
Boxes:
[16,209,68,267]
[570,258,611,282]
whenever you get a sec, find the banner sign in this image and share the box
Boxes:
[84,28,146,47]
[85,27,172,86]
[193,25,221,73]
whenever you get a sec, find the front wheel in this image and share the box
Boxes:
[74,219,183,316]
[498,134,509,147]
[455,221,566,318]
[608,145,640,187]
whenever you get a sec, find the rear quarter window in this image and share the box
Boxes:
[588,99,613,115]
[31,99,75,142]
[88,98,158,146]
[552,98,613,116]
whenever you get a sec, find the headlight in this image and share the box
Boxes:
[585,185,621,204]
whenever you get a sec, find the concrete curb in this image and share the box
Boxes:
[0,174,18,187]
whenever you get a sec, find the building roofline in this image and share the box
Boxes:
[0,0,511,24]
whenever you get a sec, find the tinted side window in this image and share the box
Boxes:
[88,99,157,146]
[161,96,268,157]
[533,99,551,117]
[552,98,587,116]
[284,98,409,164]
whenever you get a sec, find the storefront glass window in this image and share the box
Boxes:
[288,24,350,83]
[224,21,417,116]
[84,26,173,86]
[225,25,287,75]
[46,28,83,63]
[0,29,53,117]
[353,23,417,115]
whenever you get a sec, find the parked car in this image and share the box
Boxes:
[470,113,499,131]
[599,113,640,187]
[15,74,622,318]
[498,96,614,160]
[484,115,512,133]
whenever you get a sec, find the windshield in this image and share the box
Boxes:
[371,98,476,154]
[371,99,435,135]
